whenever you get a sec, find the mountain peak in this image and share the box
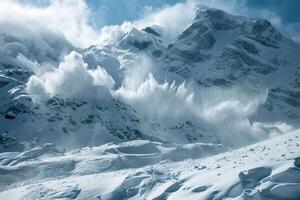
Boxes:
[241,18,282,43]
[193,6,242,30]
[172,6,283,53]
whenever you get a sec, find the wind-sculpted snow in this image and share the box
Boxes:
[0,140,225,189]
[0,129,299,200]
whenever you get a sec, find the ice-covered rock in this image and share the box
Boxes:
[239,167,272,189]
[294,156,300,168]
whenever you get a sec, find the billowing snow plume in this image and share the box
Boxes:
[112,56,268,145]
[135,0,197,41]
[25,51,269,145]
[26,51,114,100]
[0,0,101,48]
[116,73,194,120]
[113,55,193,120]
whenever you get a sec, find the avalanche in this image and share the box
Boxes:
[0,1,300,200]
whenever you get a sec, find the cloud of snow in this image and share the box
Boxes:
[134,0,197,41]
[193,87,268,145]
[0,3,72,64]
[115,73,194,120]
[26,51,114,100]
[253,121,294,138]
[16,54,43,74]
[113,56,269,145]
[0,0,102,48]
[24,49,271,145]
[96,22,137,46]
[26,51,268,144]
[113,55,194,121]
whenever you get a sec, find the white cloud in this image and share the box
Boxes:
[26,51,114,100]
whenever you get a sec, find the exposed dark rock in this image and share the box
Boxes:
[142,27,161,37]
[294,157,300,168]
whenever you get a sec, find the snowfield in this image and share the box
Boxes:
[0,129,299,200]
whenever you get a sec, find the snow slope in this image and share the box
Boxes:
[0,129,299,200]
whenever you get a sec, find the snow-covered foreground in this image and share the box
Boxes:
[0,129,299,200]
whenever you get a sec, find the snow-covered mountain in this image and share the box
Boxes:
[0,5,300,200]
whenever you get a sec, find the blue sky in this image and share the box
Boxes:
[86,0,186,26]
[246,0,300,24]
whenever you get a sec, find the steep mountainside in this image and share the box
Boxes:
[0,6,300,150]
